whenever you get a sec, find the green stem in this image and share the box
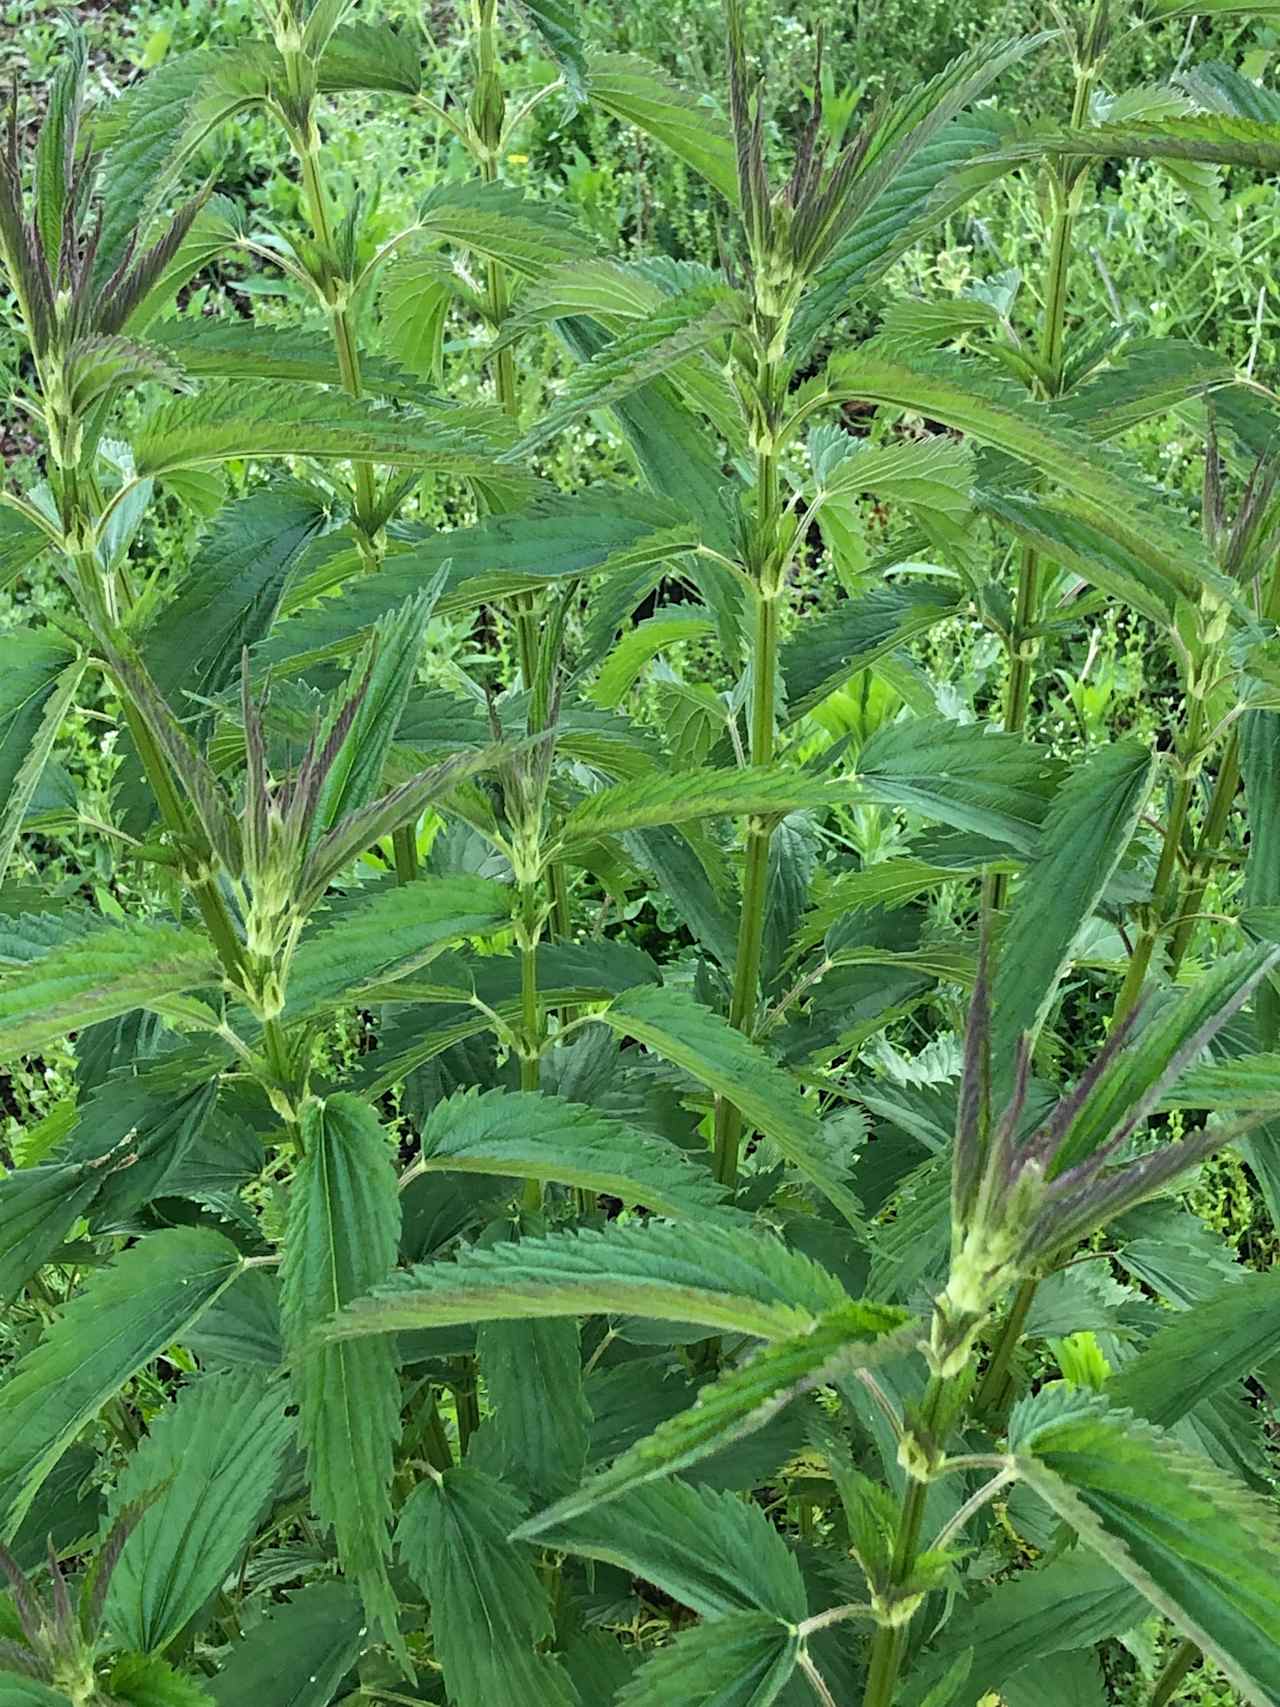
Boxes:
[1150,1638,1198,1707]
[859,1377,950,1707]
[989,49,1096,909]
[1115,711,1203,1023]
[518,878,544,1211]
[712,336,785,1191]
[973,1274,1037,1418]
[1167,730,1239,975]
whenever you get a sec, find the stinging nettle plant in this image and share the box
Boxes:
[1,1,1280,1704]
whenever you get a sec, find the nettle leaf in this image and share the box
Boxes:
[317,20,423,95]
[0,507,49,592]
[827,344,1216,598]
[979,492,1183,628]
[0,631,79,875]
[263,486,693,672]
[1052,946,1280,1174]
[104,1371,294,1653]
[132,382,533,490]
[587,52,739,202]
[618,1613,800,1707]
[0,1229,242,1540]
[413,1087,738,1221]
[1010,1389,1280,1707]
[411,179,594,279]
[1107,1267,1280,1427]
[782,579,963,723]
[1015,113,1280,171]
[853,718,1061,854]
[326,1219,850,1342]
[280,1095,402,1649]
[991,741,1155,1075]
[519,0,587,96]
[206,1581,366,1707]
[127,480,327,753]
[476,1312,591,1505]
[518,1300,910,1532]
[150,320,436,401]
[395,1467,575,1707]
[282,877,510,1022]
[0,918,219,1059]
[0,1162,101,1303]
[528,1478,808,1621]
[516,287,742,454]
[920,1555,1142,1707]
[600,984,863,1225]
[560,766,837,845]
[1161,1050,1280,1109]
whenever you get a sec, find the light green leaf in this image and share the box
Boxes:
[1053,947,1280,1173]
[991,741,1155,1074]
[281,1094,402,1648]
[560,766,836,845]
[516,1301,910,1533]
[588,52,738,201]
[828,345,1216,598]
[413,1086,737,1222]
[0,1229,242,1540]
[1107,1268,1280,1427]
[0,651,81,886]
[317,20,422,94]
[1010,1389,1280,1707]
[854,718,1061,854]
[515,287,741,454]
[476,1312,590,1505]
[0,919,218,1060]
[282,877,510,1022]
[600,985,863,1225]
[781,581,963,723]
[104,1372,294,1653]
[527,1478,807,1621]
[395,1467,575,1707]
[412,180,593,279]
[618,1613,800,1707]
[206,1582,365,1707]
[327,1219,850,1343]
[132,382,532,490]
[591,607,718,707]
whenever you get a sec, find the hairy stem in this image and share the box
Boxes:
[989,48,1096,908]
[973,1272,1037,1418]
[712,340,785,1190]
[860,1376,953,1707]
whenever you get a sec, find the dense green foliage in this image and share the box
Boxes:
[2,1,1280,1704]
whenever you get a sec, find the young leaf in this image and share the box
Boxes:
[527,1478,807,1621]
[0,1229,242,1540]
[0,919,219,1059]
[516,1300,910,1533]
[413,1087,739,1222]
[395,1467,574,1707]
[1010,1389,1280,1707]
[326,1219,851,1343]
[990,741,1155,1076]
[601,984,864,1225]
[206,1581,365,1707]
[103,1371,294,1653]
[280,1094,402,1649]
[617,1613,800,1707]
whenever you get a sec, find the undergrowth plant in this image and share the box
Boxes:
[1,2,1280,1704]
